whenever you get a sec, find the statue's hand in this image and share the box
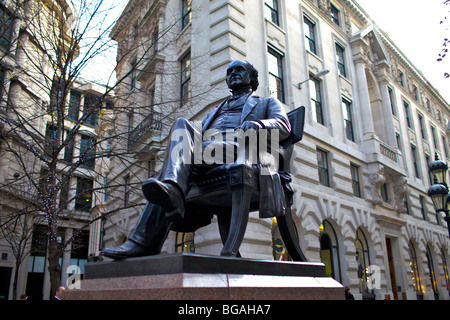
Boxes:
[240,120,263,132]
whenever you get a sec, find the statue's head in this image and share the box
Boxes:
[226,60,259,92]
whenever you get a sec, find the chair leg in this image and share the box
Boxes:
[220,189,250,257]
[277,207,307,262]
[217,211,242,258]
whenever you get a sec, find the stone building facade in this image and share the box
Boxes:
[96,0,450,300]
[0,0,113,300]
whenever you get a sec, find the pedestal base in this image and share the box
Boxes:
[62,253,344,300]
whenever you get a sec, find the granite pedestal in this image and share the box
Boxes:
[62,253,344,300]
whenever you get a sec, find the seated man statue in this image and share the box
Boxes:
[103,60,291,259]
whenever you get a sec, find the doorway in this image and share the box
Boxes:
[386,237,398,300]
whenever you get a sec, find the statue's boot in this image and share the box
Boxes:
[102,202,172,260]
[142,178,185,223]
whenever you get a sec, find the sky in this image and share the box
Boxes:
[82,1,450,103]
[355,0,450,102]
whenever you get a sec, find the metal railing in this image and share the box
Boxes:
[128,111,162,148]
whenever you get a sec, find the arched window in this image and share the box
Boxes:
[319,220,341,283]
[271,218,296,261]
[408,241,423,299]
[426,246,439,300]
[175,232,195,253]
[440,248,450,298]
[355,228,371,293]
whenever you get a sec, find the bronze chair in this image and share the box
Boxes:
[175,106,307,261]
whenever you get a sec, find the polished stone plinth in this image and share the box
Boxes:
[62,253,344,300]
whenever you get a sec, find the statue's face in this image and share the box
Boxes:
[226,60,252,90]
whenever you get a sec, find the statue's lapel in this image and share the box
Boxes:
[202,100,227,131]
[241,94,260,123]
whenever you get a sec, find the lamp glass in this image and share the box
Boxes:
[428,184,448,211]
[429,155,448,185]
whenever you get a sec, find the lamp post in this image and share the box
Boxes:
[296,69,330,89]
[427,153,450,237]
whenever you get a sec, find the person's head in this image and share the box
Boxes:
[226,60,259,92]
[55,285,65,298]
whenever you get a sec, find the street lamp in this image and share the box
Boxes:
[427,153,450,237]
[296,69,330,89]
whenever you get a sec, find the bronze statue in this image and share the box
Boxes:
[103,60,291,259]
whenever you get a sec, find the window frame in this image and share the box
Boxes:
[342,97,355,141]
[265,0,280,26]
[309,76,324,125]
[181,0,192,29]
[267,47,285,103]
[180,51,191,106]
[317,148,330,187]
[303,15,317,55]
[335,42,347,78]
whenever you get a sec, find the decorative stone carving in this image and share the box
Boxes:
[393,177,409,214]
[366,167,386,206]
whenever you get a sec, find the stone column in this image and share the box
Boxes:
[354,59,376,140]
[60,228,73,288]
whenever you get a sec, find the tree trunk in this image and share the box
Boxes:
[47,239,62,300]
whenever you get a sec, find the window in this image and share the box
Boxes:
[418,113,426,139]
[355,228,371,294]
[80,135,96,169]
[319,220,341,282]
[44,124,57,157]
[0,6,13,50]
[181,0,192,29]
[381,183,388,202]
[388,87,396,116]
[442,135,449,158]
[335,43,347,78]
[342,98,354,141]
[175,232,195,252]
[408,241,423,298]
[63,131,74,163]
[404,196,410,215]
[309,76,323,124]
[317,148,330,187]
[431,126,439,150]
[426,246,439,300]
[74,178,93,211]
[83,94,99,127]
[68,90,81,121]
[410,144,420,178]
[440,249,450,295]
[268,48,284,102]
[425,153,433,186]
[351,164,361,197]
[419,196,427,220]
[271,218,297,261]
[303,16,317,55]
[265,0,280,26]
[404,101,412,129]
[180,51,191,106]
[330,4,340,26]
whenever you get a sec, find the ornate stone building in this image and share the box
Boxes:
[96,0,450,300]
[0,0,113,299]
